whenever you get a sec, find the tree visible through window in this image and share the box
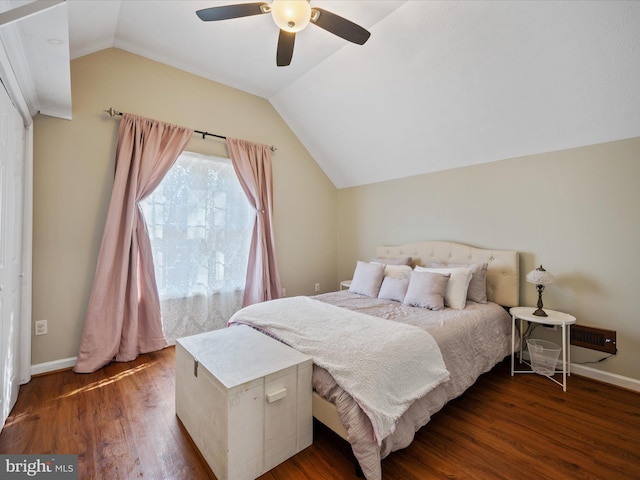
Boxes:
[141,151,253,342]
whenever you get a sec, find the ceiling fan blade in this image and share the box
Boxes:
[196,2,268,21]
[277,30,295,67]
[311,8,371,45]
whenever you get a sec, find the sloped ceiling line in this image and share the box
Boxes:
[5,1,640,187]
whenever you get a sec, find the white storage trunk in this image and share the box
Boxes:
[175,325,313,480]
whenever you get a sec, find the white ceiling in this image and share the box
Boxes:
[2,0,640,188]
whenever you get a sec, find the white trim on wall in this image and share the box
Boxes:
[519,351,638,393]
[19,123,33,385]
[572,364,640,394]
[0,34,32,125]
[31,356,77,376]
[28,354,640,397]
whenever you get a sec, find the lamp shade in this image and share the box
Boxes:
[271,0,311,33]
[526,265,555,286]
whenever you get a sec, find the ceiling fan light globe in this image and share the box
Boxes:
[271,0,311,32]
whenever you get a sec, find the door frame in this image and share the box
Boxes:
[20,124,32,385]
[0,37,33,387]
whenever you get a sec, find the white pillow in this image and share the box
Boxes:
[378,276,409,302]
[403,271,450,311]
[429,261,488,303]
[349,261,385,297]
[415,266,472,310]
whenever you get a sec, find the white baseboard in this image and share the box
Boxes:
[31,356,77,376]
[571,363,640,393]
[28,355,639,394]
[516,351,640,393]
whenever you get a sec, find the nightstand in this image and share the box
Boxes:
[510,306,576,391]
[340,280,351,290]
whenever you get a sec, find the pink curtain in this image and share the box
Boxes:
[227,138,282,306]
[75,113,194,373]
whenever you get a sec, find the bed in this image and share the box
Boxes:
[228,240,519,480]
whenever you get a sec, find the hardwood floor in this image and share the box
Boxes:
[1,346,638,479]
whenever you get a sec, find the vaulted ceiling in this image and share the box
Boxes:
[2,0,640,188]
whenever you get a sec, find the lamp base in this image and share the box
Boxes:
[534,285,548,317]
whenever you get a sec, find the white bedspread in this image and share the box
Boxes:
[228,296,450,444]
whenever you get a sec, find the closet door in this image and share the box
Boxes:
[0,84,24,428]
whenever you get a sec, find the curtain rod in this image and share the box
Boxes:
[103,107,277,152]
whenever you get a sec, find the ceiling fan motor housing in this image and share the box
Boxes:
[270,0,312,33]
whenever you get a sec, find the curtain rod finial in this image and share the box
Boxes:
[104,107,121,118]
[270,145,278,152]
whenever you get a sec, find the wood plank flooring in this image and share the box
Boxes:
[1,346,638,479]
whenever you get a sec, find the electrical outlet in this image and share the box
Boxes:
[35,319,47,336]
[314,283,320,292]
[282,287,286,297]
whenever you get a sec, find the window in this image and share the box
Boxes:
[141,151,253,341]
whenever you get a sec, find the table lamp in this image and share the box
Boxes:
[526,265,555,317]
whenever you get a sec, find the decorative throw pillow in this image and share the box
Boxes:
[429,261,488,304]
[403,271,450,311]
[415,266,473,310]
[349,261,385,297]
[380,264,413,280]
[378,276,409,303]
[370,256,412,266]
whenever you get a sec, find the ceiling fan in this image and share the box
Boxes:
[196,1,371,67]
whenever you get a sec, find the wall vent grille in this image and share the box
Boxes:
[570,325,617,354]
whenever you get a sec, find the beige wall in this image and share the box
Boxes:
[337,138,640,380]
[32,48,337,365]
[31,47,639,383]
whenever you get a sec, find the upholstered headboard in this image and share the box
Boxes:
[376,240,519,307]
